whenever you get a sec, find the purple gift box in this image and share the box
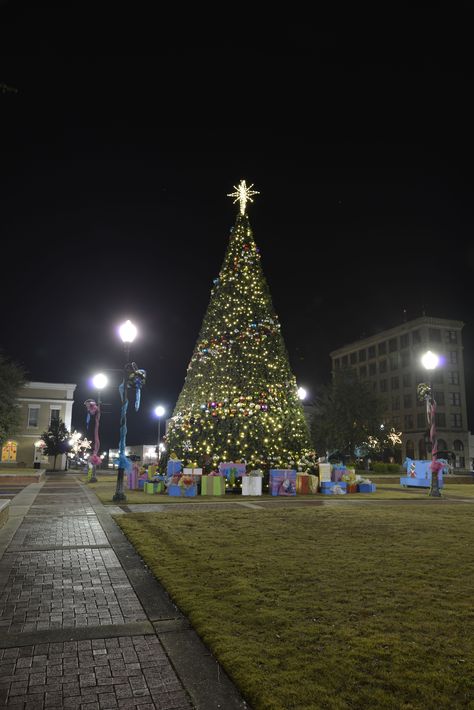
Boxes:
[269,469,297,496]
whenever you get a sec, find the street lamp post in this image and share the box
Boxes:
[419,350,442,498]
[85,373,108,483]
[113,320,138,503]
[154,405,166,464]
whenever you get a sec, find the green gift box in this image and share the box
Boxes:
[201,475,225,496]
[145,481,164,494]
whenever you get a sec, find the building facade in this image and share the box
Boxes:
[330,317,469,468]
[1,382,76,468]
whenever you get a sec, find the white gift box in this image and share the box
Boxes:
[318,463,332,482]
[242,476,262,496]
[183,467,203,476]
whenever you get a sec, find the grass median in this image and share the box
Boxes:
[115,501,474,710]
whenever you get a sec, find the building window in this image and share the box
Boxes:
[435,413,446,427]
[392,396,400,410]
[429,328,442,342]
[388,337,398,352]
[372,382,378,392]
[368,345,376,359]
[379,360,387,374]
[417,413,426,428]
[412,330,421,344]
[392,416,400,428]
[432,370,444,384]
[448,371,459,385]
[368,362,376,376]
[401,351,410,368]
[50,408,60,425]
[448,392,461,407]
[404,414,413,429]
[391,376,399,390]
[433,391,445,406]
[403,373,412,388]
[400,334,409,348]
[350,352,357,365]
[380,379,388,392]
[438,439,447,452]
[358,349,367,362]
[406,440,415,458]
[359,365,367,378]
[449,351,458,365]
[450,413,462,428]
[334,359,340,370]
[419,439,427,459]
[1,441,17,462]
[446,330,457,343]
[28,406,40,428]
[378,341,387,355]
[453,440,464,452]
[341,355,348,367]
[403,394,412,409]
[389,353,399,371]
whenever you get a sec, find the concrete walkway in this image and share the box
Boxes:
[0,474,248,709]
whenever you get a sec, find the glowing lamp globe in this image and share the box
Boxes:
[421,351,439,371]
[297,387,307,401]
[154,405,166,418]
[92,373,108,390]
[119,320,137,343]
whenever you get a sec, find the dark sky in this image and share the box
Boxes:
[1,4,473,450]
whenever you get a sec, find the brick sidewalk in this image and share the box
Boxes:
[0,475,247,709]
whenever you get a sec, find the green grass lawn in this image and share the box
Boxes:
[80,475,474,505]
[116,503,474,710]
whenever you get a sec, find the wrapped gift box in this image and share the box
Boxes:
[145,481,164,494]
[201,475,226,496]
[331,465,346,482]
[183,467,203,477]
[296,473,319,494]
[126,469,139,490]
[269,469,296,496]
[219,462,247,479]
[242,476,263,496]
[168,483,197,497]
[138,479,146,490]
[318,463,332,482]
[358,483,376,493]
[147,464,158,480]
[345,483,357,494]
[167,459,183,476]
[320,481,347,495]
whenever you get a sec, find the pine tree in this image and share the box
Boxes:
[166,181,311,470]
[42,418,70,471]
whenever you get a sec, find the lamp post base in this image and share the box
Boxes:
[429,471,442,498]
[113,467,127,503]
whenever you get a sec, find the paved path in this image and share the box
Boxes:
[0,474,248,709]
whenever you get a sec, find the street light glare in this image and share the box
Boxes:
[92,373,108,390]
[154,405,166,417]
[119,319,137,343]
[421,350,439,370]
[297,386,307,400]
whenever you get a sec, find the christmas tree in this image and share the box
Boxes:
[166,180,311,470]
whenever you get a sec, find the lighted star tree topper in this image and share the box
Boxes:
[165,180,312,470]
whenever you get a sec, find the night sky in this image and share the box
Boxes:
[1,5,473,451]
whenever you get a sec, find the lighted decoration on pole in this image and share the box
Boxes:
[418,350,442,498]
[154,405,166,463]
[84,373,108,483]
[113,320,146,502]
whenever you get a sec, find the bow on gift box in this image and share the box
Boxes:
[179,475,194,488]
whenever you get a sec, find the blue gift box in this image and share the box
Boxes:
[138,479,146,490]
[218,462,246,479]
[167,483,197,497]
[269,469,297,496]
[320,481,347,494]
[358,483,376,493]
[167,460,182,476]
